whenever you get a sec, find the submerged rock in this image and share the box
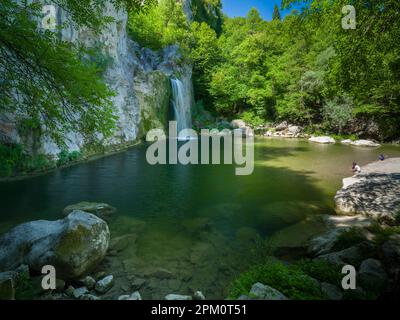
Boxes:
[80,276,96,290]
[118,291,142,300]
[73,287,89,299]
[0,211,110,279]
[63,202,117,222]
[165,294,192,300]
[309,136,336,144]
[95,275,114,294]
[249,282,288,300]
[109,233,137,253]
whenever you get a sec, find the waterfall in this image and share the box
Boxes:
[171,78,192,134]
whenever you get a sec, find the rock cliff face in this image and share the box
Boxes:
[1,1,194,158]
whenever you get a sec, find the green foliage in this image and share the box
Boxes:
[331,227,366,252]
[205,1,399,138]
[0,144,25,177]
[294,259,342,285]
[0,144,54,177]
[57,150,82,166]
[366,223,400,246]
[322,95,355,134]
[128,0,189,51]
[240,111,265,128]
[395,211,400,225]
[228,260,326,300]
[272,4,281,21]
[191,0,224,35]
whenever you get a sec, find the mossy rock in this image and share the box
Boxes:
[0,211,110,280]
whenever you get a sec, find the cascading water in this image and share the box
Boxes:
[171,78,192,134]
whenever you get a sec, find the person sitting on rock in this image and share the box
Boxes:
[379,154,385,161]
[352,162,361,174]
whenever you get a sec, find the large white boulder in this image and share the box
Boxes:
[309,136,336,144]
[350,140,381,147]
[230,119,247,129]
[0,211,110,279]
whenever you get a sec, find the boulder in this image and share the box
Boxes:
[309,136,336,144]
[321,282,343,300]
[118,291,142,300]
[193,291,206,300]
[249,282,288,300]
[63,202,117,222]
[65,285,75,297]
[230,119,247,129]
[287,125,302,135]
[341,139,352,145]
[109,234,137,253]
[80,276,96,290]
[73,287,89,299]
[275,121,288,131]
[0,211,110,279]
[308,215,373,256]
[334,158,400,222]
[315,242,371,267]
[0,272,15,300]
[165,294,192,300]
[358,259,388,292]
[350,140,381,147]
[95,275,114,294]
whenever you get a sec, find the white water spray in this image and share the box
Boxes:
[171,78,192,135]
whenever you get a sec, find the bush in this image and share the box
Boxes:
[294,259,342,285]
[0,144,24,176]
[23,155,52,172]
[367,223,400,245]
[240,111,265,128]
[57,150,82,166]
[228,260,325,300]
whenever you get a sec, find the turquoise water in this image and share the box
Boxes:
[1,138,399,299]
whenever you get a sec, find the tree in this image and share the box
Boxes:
[323,95,354,135]
[272,4,281,21]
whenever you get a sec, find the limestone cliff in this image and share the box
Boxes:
[0,1,194,158]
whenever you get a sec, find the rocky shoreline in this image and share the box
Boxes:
[231,158,400,300]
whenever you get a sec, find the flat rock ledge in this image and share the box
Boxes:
[334,158,400,223]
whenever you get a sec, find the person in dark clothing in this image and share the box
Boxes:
[379,154,385,161]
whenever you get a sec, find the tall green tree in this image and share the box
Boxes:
[272,4,281,21]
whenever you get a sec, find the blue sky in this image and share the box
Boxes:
[221,0,304,21]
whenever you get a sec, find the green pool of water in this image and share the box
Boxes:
[1,138,399,299]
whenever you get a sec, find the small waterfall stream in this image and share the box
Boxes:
[171,78,192,133]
